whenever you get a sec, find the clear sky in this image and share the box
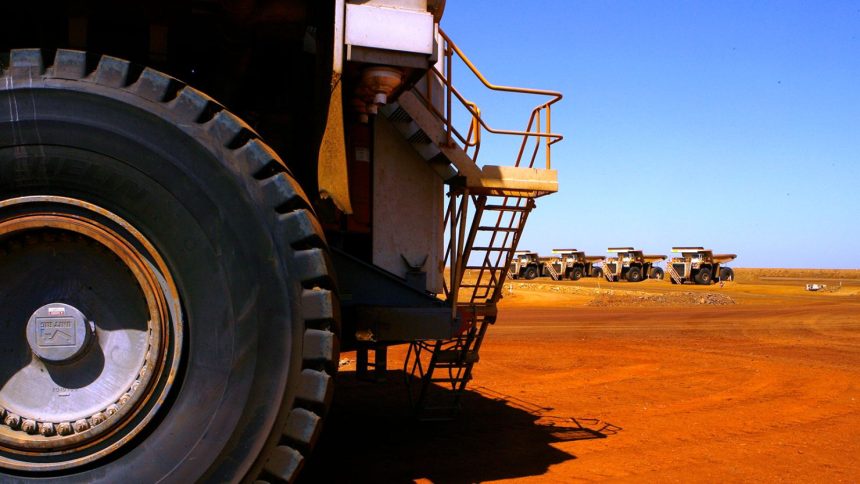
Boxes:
[440,1,859,268]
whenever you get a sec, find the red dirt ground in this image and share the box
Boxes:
[300,269,860,483]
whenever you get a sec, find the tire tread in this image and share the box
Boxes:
[91,55,129,88]
[50,49,88,80]
[1,50,338,484]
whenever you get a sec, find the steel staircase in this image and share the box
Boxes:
[403,312,487,421]
[666,262,684,284]
[603,262,619,282]
[404,193,535,419]
[543,260,561,281]
[384,28,562,418]
[460,197,535,304]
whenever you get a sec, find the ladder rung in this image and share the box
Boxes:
[471,246,510,251]
[477,226,519,232]
[484,204,529,212]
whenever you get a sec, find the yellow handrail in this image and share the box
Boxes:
[417,28,564,170]
[439,29,563,105]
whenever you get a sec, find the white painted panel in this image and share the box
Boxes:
[345,4,434,54]
[373,116,443,293]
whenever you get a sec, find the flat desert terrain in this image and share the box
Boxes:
[301,269,860,483]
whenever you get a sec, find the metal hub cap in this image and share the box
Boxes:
[0,196,182,472]
[26,303,95,364]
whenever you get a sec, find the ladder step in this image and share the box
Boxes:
[477,226,519,232]
[470,246,511,251]
[484,204,529,212]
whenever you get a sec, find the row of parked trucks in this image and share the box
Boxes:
[509,249,603,281]
[510,247,737,285]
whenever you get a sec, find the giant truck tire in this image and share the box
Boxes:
[625,266,643,282]
[649,267,665,280]
[524,266,539,280]
[0,50,338,482]
[570,267,584,281]
[719,267,734,282]
[694,267,713,285]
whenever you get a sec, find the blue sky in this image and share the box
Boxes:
[441,1,859,268]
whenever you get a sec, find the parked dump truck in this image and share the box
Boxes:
[0,2,562,481]
[550,249,604,280]
[509,251,543,280]
[508,250,595,281]
[666,247,737,284]
[602,247,667,282]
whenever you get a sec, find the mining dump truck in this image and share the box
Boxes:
[508,251,576,281]
[602,247,667,282]
[666,247,737,284]
[550,249,604,280]
[510,251,541,280]
[509,251,544,280]
[0,2,562,482]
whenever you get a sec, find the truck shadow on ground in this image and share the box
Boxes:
[299,371,621,483]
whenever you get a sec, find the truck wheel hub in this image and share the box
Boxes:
[0,196,181,471]
[26,303,94,364]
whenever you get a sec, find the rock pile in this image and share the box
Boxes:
[588,291,735,307]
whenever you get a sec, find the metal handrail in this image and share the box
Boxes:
[418,28,564,170]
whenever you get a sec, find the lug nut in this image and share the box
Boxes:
[4,413,21,430]
[57,422,73,436]
[90,412,106,426]
[105,404,119,417]
[73,419,90,432]
[38,422,55,436]
[21,419,37,434]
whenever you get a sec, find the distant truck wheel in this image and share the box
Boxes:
[650,267,665,280]
[524,266,539,280]
[592,267,603,278]
[570,267,584,280]
[719,267,734,281]
[694,267,713,285]
[625,266,643,282]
